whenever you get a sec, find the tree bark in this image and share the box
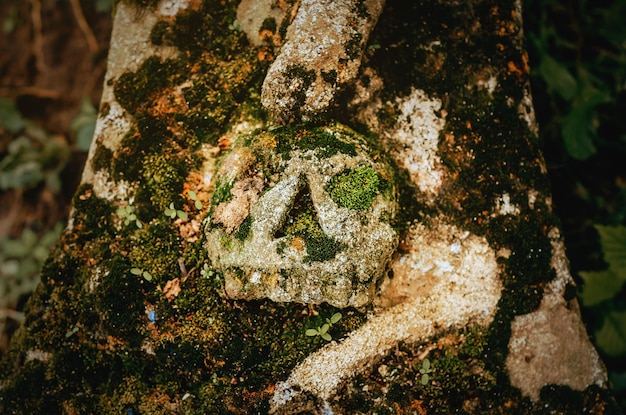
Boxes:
[0,0,619,413]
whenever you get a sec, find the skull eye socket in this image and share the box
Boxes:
[327,167,381,210]
[273,181,345,262]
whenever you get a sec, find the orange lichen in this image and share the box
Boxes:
[211,176,264,233]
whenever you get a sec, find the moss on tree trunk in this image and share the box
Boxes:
[0,0,619,413]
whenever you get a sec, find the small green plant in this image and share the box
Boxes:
[65,325,79,338]
[164,203,188,220]
[228,19,242,32]
[130,267,153,281]
[419,358,433,385]
[188,191,203,210]
[200,263,213,278]
[116,205,142,228]
[306,312,342,341]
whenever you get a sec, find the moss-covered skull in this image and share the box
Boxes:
[205,124,398,308]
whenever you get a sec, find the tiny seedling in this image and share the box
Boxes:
[130,267,153,281]
[419,358,433,385]
[65,325,79,338]
[165,203,188,220]
[200,263,213,278]
[228,19,242,32]
[117,205,142,228]
[306,312,342,341]
[188,190,203,210]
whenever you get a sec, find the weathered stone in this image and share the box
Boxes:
[260,0,386,121]
[205,124,398,308]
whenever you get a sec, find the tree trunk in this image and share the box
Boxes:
[0,0,619,413]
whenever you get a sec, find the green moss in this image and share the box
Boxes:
[93,254,144,341]
[276,184,345,262]
[113,56,182,115]
[90,144,113,172]
[70,184,115,242]
[335,328,511,414]
[129,219,181,284]
[274,124,357,159]
[343,32,363,60]
[282,65,316,118]
[211,176,234,206]
[284,209,325,240]
[328,167,381,210]
[150,20,169,46]
[234,216,253,241]
[182,237,209,271]
[303,235,344,263]
[141,152,186,210]
[0,360,48,413]
[168,0,247,60]
[112,114,172,181]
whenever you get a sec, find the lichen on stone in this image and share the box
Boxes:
[205,124,398,308]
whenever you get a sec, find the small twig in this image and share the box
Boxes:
[69,0,99,53]
[30,0,47,72]
[178,257,188,277]
[0,309,25,322]
[0,86,61,99]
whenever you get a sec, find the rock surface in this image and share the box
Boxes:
[205,124,398,308]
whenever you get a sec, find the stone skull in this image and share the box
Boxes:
[205,124,398,308]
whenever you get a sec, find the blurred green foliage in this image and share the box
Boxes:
[527,0,626,160]
[0,98,71,192]
[0,95,92,348]
[70,97,98,152]
[579,226,626,357]
[525,0,626,407]
[0,223,63,310]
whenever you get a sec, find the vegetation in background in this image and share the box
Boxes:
[524,0,626,407]
[0,98,71,192]
[0,96,93,353]
[70,97,98,152]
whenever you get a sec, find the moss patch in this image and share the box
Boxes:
[276,184,345,262]
[141,153,187,211]
[328,167,380,210]
[113,56,183,115]
[90,144,114,172]
[274,124,358,159]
